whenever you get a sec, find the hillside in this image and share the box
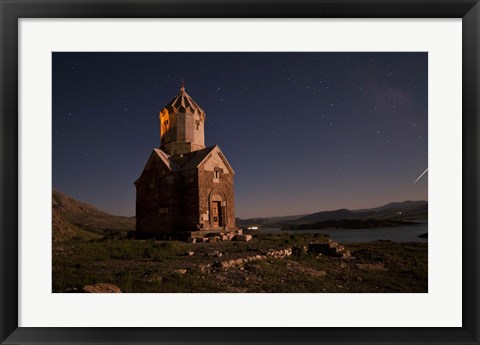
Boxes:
[52,190,135,241]
[52,193,428,293]
[53,232,428,293]
[236,200,427,229]
[352,200,428,220]
[52,208,102,242]
[296,208,356,223]
[235,214,306,228]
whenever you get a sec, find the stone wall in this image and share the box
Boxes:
[135,156,182,234]
[180,169,200,231]
[136,147,236,235]
[198,153,235,231]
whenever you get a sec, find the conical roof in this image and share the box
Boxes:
[161,86,205,116]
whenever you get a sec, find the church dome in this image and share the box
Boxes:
[161,86,205,116]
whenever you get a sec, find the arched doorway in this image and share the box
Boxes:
[209,189,226,229]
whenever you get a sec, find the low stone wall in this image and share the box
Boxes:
[178,241,351,274]
[198,248,294,272]
[308,239,351,258]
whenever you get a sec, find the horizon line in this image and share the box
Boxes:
[53,188,426,220]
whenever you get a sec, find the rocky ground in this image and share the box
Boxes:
[53,232,428,293]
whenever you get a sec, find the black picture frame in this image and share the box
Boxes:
[1,1,479,344]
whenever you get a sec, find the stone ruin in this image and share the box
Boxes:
[307,239,352,259]
[192,243,351,273]
[185,228,251,243]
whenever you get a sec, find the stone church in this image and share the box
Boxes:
[134,85,236,237]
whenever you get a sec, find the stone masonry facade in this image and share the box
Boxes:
[135,86,236,237]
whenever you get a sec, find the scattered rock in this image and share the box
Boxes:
[195,237,208,243]
[83,283,122,293]
[198,264,211,272]
[174,268,187,275]
[147,275,163,283]
[266,248,293,259]
[234,234,252,241]
[184,251,195,256]
[308,241,349,258]
[64,287,80,293]
[208,236,221,243]
[186,237,196,243]
[233,258,243,265]
[208,250,223,257]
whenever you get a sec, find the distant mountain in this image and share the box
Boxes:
[354,200,427,213]
[352,200,428,220]
[235,214,306,228]
[52,190,135,241]
[296,208,356,223]
[282,218,419,231]
[52,191,427,240]
[236,200,427,229]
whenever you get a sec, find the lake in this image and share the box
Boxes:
[258,223,428,243]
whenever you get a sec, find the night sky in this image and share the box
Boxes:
[52,52,428,218]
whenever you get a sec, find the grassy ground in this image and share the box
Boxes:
[52,232,427,293]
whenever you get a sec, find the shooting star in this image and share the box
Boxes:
[413,168,428,185]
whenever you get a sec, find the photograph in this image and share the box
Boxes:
[52,52,428,293]
[2,0,477,342]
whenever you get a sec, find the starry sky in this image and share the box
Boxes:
[53,52,428,218]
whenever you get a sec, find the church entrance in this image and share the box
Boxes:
[212,201,222,228]
[209,189,227,229]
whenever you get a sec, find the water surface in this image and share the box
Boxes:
[258,223,428,243]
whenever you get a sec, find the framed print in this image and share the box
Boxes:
[1,0,479,344]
